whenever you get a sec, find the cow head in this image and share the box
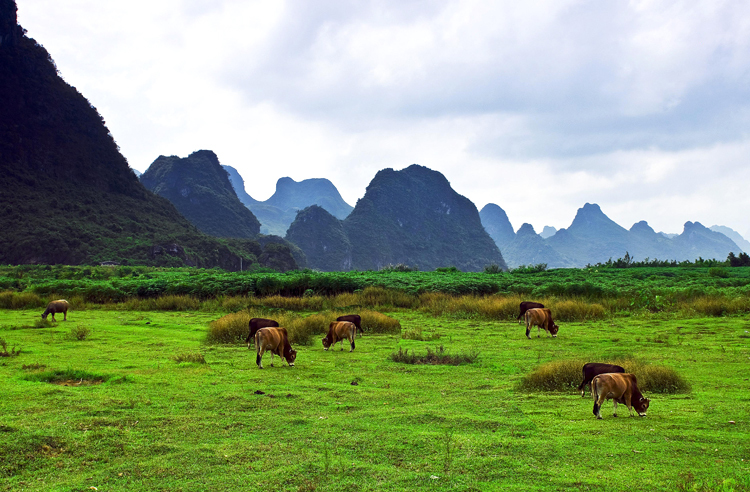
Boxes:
[550,322,559,337]
[285,349,297,366]
[321,335,332,350]
[634,396,650,416]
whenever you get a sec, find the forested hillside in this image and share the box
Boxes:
[0,1,264,269]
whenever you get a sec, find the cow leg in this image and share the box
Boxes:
[256,347,264,369]
[269,352,275,367]
[350,334,355,352]
[612,400,618,417]
[525,323,531,339]
[63,311,67,321]
[50,313,56,322]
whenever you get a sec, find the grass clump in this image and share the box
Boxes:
[172,351,206,364]
[68,325,91,341]
[401,325,440,341]
[23,369,109,384]
[207,308,401,345]
[390,345,479,365]
[33,318,53,329]
[0,337,21,357]
[519,358,691,394]
[518,359,584,392]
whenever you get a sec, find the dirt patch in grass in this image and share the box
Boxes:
[52,379,104,387]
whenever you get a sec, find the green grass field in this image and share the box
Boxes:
[1,307,749,491]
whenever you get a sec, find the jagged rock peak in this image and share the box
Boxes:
[0,0,22,48]
[630,220,655,234]
[516,223,537,236]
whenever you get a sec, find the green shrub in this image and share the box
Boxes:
[69,325,91,341]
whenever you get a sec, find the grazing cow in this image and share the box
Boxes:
[245,318,280,344]
[578,363,625,397]
[322,321,357,352]
[337,314,363,338]
[517,301,544,324]
[42,300,69,321]
[592,373,650,419]
[254,327,296,369]
[524,308,558,339]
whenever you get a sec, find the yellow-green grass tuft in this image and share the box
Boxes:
[519,358,691,394]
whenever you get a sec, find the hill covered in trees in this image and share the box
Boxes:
[288,165,507,272]
[140,151,261,239]
[0,1,279,269]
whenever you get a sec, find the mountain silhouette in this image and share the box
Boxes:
[140,151,261,238]
[224,167,353,236]
[341,165,507,271]
[0,1,261,268]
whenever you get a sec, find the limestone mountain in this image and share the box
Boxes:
[140,151,261,239]
[540,226,557,239]
[0,1,262,268]
[709,225,749,253]
[502,224,574,269]
[672,222,741,262]
[285,205,352,271]
[341,165,507,272]
[224,166,353,236]
[547,203,631,266]
[479,204,516,250]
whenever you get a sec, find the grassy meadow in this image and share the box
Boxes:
[1,300,749,492]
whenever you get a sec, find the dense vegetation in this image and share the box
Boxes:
[140,151,262,239]
[2,265,750,320]
[0,5,272,269]
[340,165,507,272]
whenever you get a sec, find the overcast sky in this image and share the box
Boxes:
[18,0,750,237]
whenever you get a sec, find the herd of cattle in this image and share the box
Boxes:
[41,298,650,419]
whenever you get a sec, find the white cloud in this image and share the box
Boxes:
[15,0,750,236]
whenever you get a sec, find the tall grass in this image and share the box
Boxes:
[4,286,750,322]
[206,308,401,346]
[519,358,691,394]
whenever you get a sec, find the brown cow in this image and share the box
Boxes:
[592,373,650,419]
[322,321,356,352]
[578,363,625,397]
[42,300,69,321]
[517,301,544,324]
[524,308,558,339]
[254,327,297,369]
[245,318,279,344]
[337,314,363,338]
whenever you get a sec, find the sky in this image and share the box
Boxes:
[17,0,750,237]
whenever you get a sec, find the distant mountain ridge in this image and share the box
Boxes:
[480,202,742,268]
[224,166,353,236]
